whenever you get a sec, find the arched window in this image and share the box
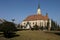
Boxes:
[33,22,34,24]
[27,22,29,24]
[45,22,47,26]
[35,22,37,24]
[24,23,25,25]
[41,22,43,27]
[40,22,41,26]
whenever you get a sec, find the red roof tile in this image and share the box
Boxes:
[23,14,49,21]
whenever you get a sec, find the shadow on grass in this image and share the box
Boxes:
[0,32,20,38]
[45,31,60,36]
[0,33,3,35]
[54,33,60,36]
[4,33,20,38]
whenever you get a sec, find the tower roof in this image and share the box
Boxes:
[37,0,41,14]
[38,0,40,9]
[38,3,40,9]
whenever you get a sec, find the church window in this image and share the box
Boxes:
[41,22,43,26]
[33,22,34,24]
[35,22,37,25]
[24,23,25,25]
[40,22,41,26]
[45,22,46,26]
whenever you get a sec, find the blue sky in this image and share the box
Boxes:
[0,0,60,24]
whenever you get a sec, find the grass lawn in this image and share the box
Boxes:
[0,30,60,40]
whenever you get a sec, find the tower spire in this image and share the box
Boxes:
[38,0,40,9]
[37,0,41,15]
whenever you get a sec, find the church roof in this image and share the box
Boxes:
[23,14,48,21]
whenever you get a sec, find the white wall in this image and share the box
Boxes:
[21,20,51,29]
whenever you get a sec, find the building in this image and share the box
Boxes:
[21,3,51,30]
[0,19,5,24]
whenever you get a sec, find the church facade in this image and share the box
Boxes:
[20,3,51,30]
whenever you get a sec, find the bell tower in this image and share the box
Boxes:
[37,0,41,15]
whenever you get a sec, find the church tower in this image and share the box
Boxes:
[37,1,41,14]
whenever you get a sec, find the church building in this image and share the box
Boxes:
[20,2,51,30]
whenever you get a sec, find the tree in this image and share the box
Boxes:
[47,19,50,31]
[51,19,59,31]
[12,19,15,23]
[0,21,17,37]
[33,24,39,30]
